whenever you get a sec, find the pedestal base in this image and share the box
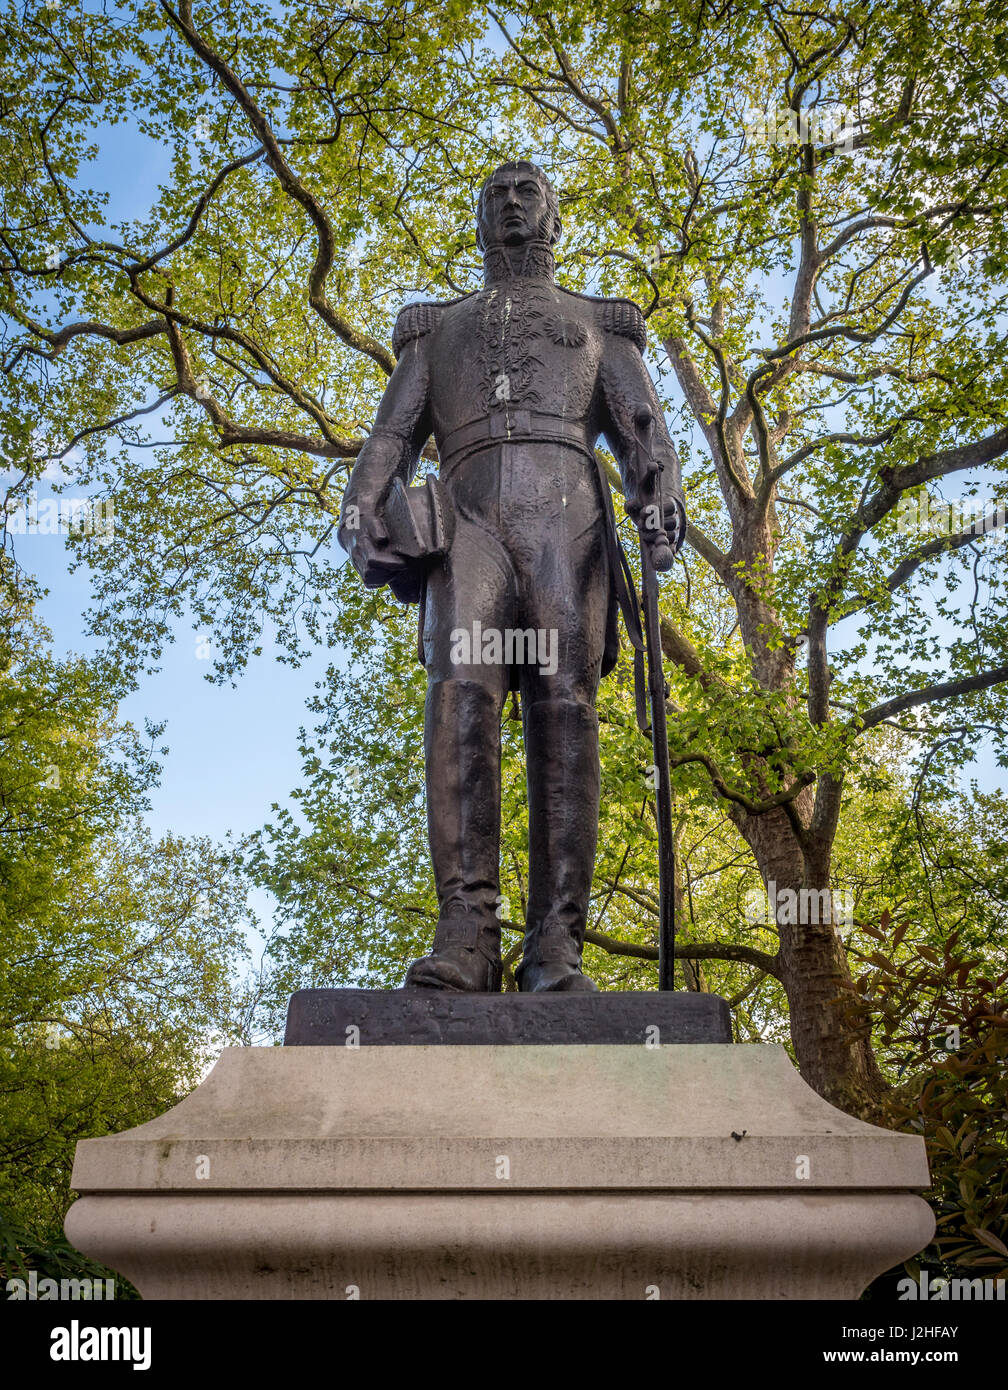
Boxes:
[65,1043,934,1300]
[283,987,732,1044]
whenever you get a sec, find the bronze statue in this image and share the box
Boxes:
[338,161,685,993]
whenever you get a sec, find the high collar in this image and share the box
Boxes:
[482,241,556,287]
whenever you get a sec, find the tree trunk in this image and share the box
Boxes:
[739,803,888,1119]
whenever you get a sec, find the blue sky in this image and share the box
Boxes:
[23,527,334,847]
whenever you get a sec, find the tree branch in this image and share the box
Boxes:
[859,664,1008,732]
[160,0,395,374]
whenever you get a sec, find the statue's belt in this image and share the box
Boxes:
[436,410,594,474]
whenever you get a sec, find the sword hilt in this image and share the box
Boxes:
[634,406,675,572]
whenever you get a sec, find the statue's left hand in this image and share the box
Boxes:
[634,495,684,572]
[661,495,686,557]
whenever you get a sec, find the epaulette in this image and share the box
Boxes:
[391,302,443,358]
[599,297,647,353]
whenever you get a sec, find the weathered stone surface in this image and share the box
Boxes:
[65,1043,935,1299]
[283,987,732,1045]
[65,1192,933,1301]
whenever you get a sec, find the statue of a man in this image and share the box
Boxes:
[338,161,685,993]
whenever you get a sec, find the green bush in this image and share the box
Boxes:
[0,1206,139,1298]
[843,917,1008,1281]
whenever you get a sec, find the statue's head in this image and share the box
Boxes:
[476,161,561,253]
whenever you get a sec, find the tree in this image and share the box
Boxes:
[0,823,260,1241]
[3,0,1007,1112]
[0,558,259,1257]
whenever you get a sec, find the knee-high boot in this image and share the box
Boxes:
[404,679,503,992]
[516,699,600,993]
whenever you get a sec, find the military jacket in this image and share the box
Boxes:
[342,262,686,674]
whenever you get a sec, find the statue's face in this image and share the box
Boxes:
[478,169,551,248]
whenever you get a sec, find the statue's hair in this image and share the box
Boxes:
[476,161,562,251]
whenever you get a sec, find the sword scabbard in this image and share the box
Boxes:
[635,409,677,990]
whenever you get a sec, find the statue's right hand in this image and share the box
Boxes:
[338,491,401,587]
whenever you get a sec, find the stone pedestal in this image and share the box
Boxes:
[65,1041,934,1299]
